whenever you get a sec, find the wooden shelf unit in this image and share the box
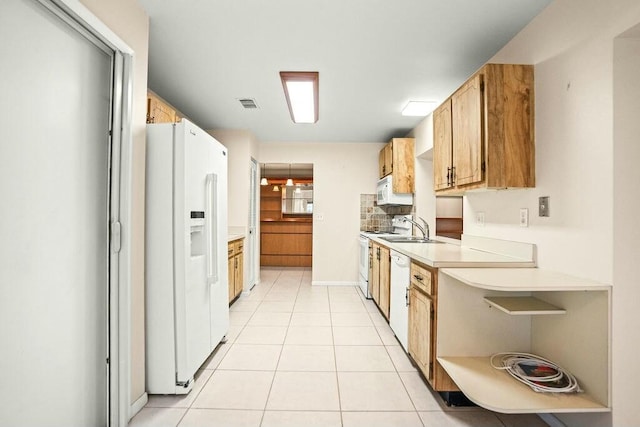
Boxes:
[438,356,608,414]
[483,296,566,315]
[436,268,610,414]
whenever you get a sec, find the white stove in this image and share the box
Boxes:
[358,215,413,298]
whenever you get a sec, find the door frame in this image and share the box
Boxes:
[40,1,135,425]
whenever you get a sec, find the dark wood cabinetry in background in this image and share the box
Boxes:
[260,184,312,267]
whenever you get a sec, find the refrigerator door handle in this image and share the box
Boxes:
[205,173,218,284]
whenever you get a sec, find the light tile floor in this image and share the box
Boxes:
[130,267,549,427]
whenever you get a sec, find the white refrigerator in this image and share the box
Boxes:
[145,119,229,394]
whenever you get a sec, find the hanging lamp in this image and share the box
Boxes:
[286,164,294,186]
[260,163,268,186]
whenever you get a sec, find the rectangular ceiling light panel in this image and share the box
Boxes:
[280,71,319,124]
[402,101,438,116]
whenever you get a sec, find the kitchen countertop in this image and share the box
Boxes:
[368,236,535,268]
[440,267,609,291]
[228,233,245,242]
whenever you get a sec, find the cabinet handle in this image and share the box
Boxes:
[405,287,410,307]
[413,274,423,282]
[451,166,456,185]
[446,167,451,187]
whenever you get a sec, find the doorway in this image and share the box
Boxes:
[259,163,313,267]
[0,1,130,425]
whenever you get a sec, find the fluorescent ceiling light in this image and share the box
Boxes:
[402,101,438,117]
[280,72,319,124]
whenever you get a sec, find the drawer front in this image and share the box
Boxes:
[234,239,244,253]
[228,242,235,258]
[410,262,432,295]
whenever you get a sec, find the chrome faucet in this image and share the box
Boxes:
[402,216,430,240]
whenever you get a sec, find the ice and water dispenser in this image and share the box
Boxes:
[190,211,205,257]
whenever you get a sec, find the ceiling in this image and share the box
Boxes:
[139,0,552,143]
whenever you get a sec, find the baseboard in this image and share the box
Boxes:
[129,392,148,420]
[311,281,359,286]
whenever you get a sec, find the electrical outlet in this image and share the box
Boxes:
[539,196,550,217]
[519,208,529,227]
[315,213,324,221]
[476,211,485,227]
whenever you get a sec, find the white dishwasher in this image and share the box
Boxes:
[389,250,410,351]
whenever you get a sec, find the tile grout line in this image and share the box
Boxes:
[258,267,299,426]
[327,283,346,426]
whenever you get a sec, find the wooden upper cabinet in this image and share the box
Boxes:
[433,99,453,191]
[378,138,415,193]
[378,143,393,178]
[452,74,484,187]
[433,63,535,194]
[147,92,178,124]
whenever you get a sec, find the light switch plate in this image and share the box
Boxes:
[520,208,529,227]
[539,197,550,217]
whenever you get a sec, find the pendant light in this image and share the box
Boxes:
[260,163,268,186]
[272,184,280,192]
[286,164,294,186]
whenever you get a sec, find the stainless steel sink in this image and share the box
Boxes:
[380,236,444,244]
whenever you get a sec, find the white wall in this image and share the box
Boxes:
[260,142,384,283]
[436,197,463,218]
[464,32,614,282]
[461,0,640,425]
[612,29,640,427]
[409,115,437,237]
[209,129,261,291]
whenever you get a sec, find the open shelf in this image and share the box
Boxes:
[483,296,566,315]
[437,356,609,414]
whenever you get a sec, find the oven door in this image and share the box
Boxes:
[358,235,371,298]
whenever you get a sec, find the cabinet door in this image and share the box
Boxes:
[371,244,381,304]
[379,246,391,319]
[227,255,235,303]
[235,252,244,297]
[452,74,484,187]
[147,95,176,124]
[433,100,453,191]
[390,138,415,193]
[379,143,392,178]
[408,286,433,382]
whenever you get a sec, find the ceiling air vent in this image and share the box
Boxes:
[238,98,258,109]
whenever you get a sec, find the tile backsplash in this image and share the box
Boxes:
[360,194,414,232]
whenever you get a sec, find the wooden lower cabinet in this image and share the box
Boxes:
[378,245,390,319]
[260,221,312,267]
[408,284,433,381]
[370,242,390,319]
[371,244,380,304]
[408,261,458,392]
[228,238,244,304]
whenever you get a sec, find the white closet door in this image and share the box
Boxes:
[0,1,112,425]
